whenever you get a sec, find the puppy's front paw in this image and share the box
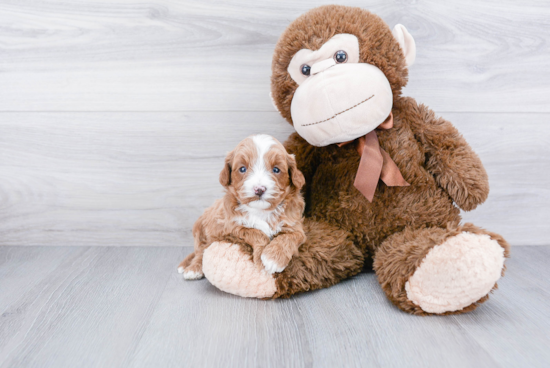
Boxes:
[260,245,291,274]
[245,230,270,247]
[179,263,204,280]
[183,269,204,280]
[257,233,271,247]
[261,254,287,274]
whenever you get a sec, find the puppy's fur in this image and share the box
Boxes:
[177,134,306,279]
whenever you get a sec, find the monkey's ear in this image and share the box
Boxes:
[392,24,416,67]
[219,151,234,187]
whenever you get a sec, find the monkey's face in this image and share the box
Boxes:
[288,34,394,146]
[270,6,416,147]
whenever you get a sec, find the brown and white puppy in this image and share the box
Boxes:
[177,134,306,280]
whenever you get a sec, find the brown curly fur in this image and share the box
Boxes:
[273,219,364,299]
[265,5,510,314]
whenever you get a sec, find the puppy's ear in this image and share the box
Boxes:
[287,154,305,190]
[219,151,234,187]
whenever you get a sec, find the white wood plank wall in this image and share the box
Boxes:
[0,0,549,246]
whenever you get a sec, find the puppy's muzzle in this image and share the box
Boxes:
[254,186,266,197]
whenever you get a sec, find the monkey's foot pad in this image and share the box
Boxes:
[405,232,505,314]
[203,242,277,298]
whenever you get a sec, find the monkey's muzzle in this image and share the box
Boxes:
[291,62,393,147]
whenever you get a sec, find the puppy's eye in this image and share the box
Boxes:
[239,166,247,173]
[334,50,347,64]
[301,64,311,76]
[272,167,280,174]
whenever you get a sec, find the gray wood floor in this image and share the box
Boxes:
[0,245,549,368]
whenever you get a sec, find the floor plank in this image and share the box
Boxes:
[0,247,85,312]
[452,247,550,367]
[0,246,548,368]
[0,112,547,246]
[0,0,548,112]
[0,246,183,368]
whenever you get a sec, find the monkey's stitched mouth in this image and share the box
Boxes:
[301,94,375,127]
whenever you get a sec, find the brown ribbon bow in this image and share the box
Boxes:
[337,113,409,202]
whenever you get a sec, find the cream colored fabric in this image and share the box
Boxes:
[405,232,505,314]
[288,34,360,86]
[291,62,393,147]
[203,242,277,298]
[311,58,336,75]
[287,33,393,147]
[286,29,416,147]
[392,24,416,66]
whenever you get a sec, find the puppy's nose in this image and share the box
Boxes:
[254,186,266,197]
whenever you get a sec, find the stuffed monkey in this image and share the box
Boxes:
[201,5,510,315]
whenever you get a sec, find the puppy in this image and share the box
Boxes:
[177,134,307,280]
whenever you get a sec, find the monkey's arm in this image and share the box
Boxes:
[284,132,321,212]
[402,98,489,211]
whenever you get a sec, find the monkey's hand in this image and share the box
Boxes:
[405,99,489,211]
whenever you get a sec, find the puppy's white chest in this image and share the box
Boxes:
[234,205,283,239]
[235,216,280,238]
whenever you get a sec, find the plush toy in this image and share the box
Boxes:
[201,4,510,315]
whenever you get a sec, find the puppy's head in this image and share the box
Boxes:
[219,134,305,210]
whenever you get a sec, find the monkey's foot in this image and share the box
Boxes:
[405,232,506,314]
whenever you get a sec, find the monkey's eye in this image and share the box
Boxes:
[301,64,311,76]
[239,166,247,173]
[272,167,280,174]
[334,50,347,63]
